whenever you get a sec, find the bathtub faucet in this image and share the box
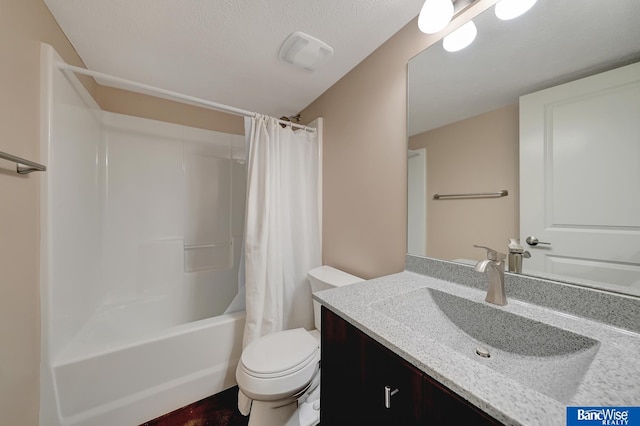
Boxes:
[473,244,507,306]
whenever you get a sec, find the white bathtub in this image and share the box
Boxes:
[46,304,245,426]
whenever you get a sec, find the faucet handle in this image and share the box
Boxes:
[473,244,506,262]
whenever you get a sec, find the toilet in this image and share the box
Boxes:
[236,265,364,426]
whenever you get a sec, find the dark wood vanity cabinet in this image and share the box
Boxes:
[321,307,502,425]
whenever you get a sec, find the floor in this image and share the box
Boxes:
[140,386,249,426]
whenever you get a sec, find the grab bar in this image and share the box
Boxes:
[433,190,508,200]
[0,150,47,174]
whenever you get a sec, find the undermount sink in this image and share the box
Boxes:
[373,287,600,403]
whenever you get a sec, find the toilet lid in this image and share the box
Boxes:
[241,328,319,377]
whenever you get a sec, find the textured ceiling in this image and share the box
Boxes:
[408,0,640,136]
[43,0,424,118]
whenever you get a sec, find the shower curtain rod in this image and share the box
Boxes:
[57,62,316,133]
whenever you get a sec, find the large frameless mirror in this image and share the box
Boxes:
[407,0,640,297]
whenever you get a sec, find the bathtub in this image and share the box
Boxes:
[46,301,245,426]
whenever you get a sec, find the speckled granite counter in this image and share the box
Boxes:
[313,256,640,426]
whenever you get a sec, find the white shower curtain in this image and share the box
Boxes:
[238,114,322,414]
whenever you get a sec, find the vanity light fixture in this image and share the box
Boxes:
[443,20,477,52]
[418,0,454,34]
[494,0,538,20]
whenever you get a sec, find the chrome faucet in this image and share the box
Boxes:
[473,245,507,306]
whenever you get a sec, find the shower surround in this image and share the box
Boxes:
[39,44,247,425]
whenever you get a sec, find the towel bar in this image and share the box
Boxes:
[0,150,47,174]
[433,190,508,200]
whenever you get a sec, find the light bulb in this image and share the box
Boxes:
[495,0,538,20]
[443,20,477,52]
[418,0,454,34]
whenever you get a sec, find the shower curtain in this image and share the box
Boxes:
[238,114,322,414]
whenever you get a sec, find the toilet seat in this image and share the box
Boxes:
[241,328,318,378]
[237,328,320,400]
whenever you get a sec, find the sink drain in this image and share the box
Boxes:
[475,346,491,358]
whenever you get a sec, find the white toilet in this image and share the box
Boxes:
[236,265,364,426]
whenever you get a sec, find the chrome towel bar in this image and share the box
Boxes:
[0,150,47,174]
[433,190,508,200]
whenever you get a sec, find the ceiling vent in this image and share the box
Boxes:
[278,32,334,72]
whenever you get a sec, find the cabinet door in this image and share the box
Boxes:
[363,336,423,425]
[422,373,503,425]
[321,307,422,425]
[321,307,369,424]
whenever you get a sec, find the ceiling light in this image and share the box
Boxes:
[494,0,538,20]
[442,20,477,52]
[418,0,455,34]
[278,32,334,72]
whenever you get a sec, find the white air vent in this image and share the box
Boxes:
[278,32,334,72]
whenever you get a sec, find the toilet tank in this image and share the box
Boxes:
[308,265,364,331]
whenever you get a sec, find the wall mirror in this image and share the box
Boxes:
[407,0,640,297]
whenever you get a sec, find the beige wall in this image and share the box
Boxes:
[301,0,498,279]
[97,86,244,135]
[409,105,520,261]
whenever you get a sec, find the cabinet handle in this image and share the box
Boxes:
[384,385,399,409]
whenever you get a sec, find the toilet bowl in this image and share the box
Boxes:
[236,265,364,426]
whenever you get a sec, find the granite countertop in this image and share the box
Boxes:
[313,264,640,426]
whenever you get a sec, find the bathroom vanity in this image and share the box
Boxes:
[322,307,500,425]
[315,256,640,426]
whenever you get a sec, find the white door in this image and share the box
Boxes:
[520,61,640,292]
[408,148,427,256]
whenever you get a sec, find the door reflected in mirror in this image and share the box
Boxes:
[407,0,640,297]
